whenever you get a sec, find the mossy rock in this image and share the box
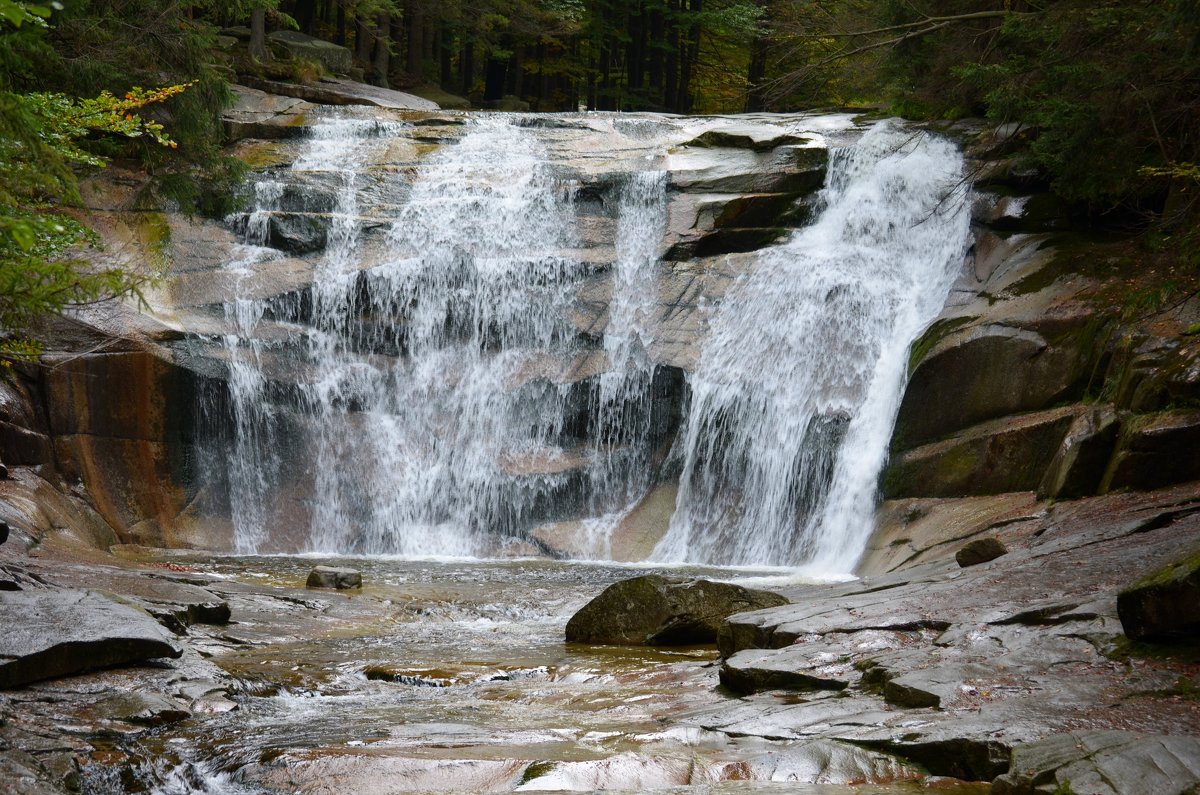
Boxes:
[1118,550,1200,641]
[1101,409,1200,493]
[565,574,788,646]
[883,406,1082,499]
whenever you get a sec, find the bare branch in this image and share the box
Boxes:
[815,10,1031,40]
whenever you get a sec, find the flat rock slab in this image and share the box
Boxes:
[243,76,439,111]
[992,731,1200,795]
[0,590,182,689]
[81,570,230,632]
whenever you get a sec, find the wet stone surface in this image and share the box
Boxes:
[2,542,977,794]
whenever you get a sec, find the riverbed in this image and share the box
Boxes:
[66,555,987,793]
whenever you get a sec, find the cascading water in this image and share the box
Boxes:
[652,121,971,571]
[212,111,969,570]
[217,112,671,556]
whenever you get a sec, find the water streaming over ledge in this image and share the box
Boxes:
[654,122,971,571]
[210,112,969,570]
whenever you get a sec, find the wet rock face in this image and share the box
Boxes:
[699,487,1200,783]
[1117,551,1200,641]
[0,590,182,689]
[565,574,788,646]
[991,731,1200,795]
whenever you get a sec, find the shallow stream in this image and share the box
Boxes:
[88,557,987,794]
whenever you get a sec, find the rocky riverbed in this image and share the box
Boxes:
[3,478,1200,793]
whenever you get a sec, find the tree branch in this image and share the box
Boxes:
[817,10,1032,40]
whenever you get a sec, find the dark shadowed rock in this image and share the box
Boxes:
[956,537,1008,567]
[1117,551,1200,641]
[1038,405,1120,500]
[565,574,788,646]
[1101,409,1200,493]
[991,731,1200,795]
[893,322,1094,451]
[265,31,352,74]
[0,590,183,689]
[306,565,362,589]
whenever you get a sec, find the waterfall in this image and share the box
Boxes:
[218,113,671,556]
[212,112,969,569]
[651,121,971,571]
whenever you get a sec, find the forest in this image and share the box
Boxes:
[0,0,1198,353]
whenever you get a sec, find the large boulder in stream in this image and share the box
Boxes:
[565,575,788,646]
[0,589,183,689]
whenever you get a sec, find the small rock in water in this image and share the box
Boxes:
[955,536,1007,567]
[306,565,362,590]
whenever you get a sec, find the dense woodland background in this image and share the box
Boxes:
[0,0,1198,354]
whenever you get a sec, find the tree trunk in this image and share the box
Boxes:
[745,36,768,111]
[356,16,373,63]
[483,56,507,101]
[664,0,679,110]
[679,0,701,113]
[335,0,346,45]
[461,40,475,96]
[440,26,453,88]
[249,7,268,62]
[406,0,423,78]
[373,10,391,87]
[648,7,664,104]
[294,0,316,35]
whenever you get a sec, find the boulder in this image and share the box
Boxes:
[266,30,352,74]
[242,76,439,110]
[306,565,362,589]
[564,574,788,646]
[268,211,328,253]
[893,323,1092,450]
[484,95,530,112]
[956,536,1008,567]
[1101,409,1200,493]
[222,84,315,141]
[0,590,183,689]
[682,128,811,152]
[991,731,1200,795]
[1117,551,1200,641]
